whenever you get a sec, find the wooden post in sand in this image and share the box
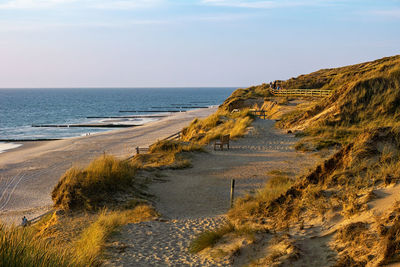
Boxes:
[230,179,235,208]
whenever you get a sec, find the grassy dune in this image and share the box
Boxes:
[52,155,137,211]
[3,138,202,265]
[0,224,79,267]
[191,55,400,266]
[6,55,400,266]
[181,108,253,144]
[278,55,400,149]
[132,139,204,169]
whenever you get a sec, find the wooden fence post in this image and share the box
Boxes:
[230,179,235,208]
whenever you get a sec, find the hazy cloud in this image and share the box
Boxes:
[0,0,163,9]
[201,0,338,9]
[370,8,400,19]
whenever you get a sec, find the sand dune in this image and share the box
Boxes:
[104,119,320,266]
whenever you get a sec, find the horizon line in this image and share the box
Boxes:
[0,86,243,89]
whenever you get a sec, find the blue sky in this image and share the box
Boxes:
[0,0,399,88]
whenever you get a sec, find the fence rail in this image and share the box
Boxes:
[270,88,332,97]
[135,131,181,155]
[250,110,268,119]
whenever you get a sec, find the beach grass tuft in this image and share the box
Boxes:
[189,223,235,253]
[0,224,79,267]
[132,139,204,169]
[73,205,157,264]
[52,154,137,211]
[181,108,253,144]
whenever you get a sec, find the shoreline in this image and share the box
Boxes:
[0,107,218,155]
[0,107,217,225]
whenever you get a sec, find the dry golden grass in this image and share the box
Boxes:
[52,154,137,211]
[219,83,272,112]
[189,223,235,253]
[131,139,204,169]
[228,171,294,225]
[23,204,158,266]
[73,205,157,264]
[191,55,400,266]
[181,108,253,144]
[0,224,79,267]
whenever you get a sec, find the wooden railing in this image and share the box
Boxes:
[135,131,181,154]
[270,88,332,97]
[250,110,268,119]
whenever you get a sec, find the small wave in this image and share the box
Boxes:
[0,142,22,153]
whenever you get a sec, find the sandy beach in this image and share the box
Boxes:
[0,107,217,225]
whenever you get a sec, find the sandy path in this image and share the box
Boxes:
[104,119,320,266]
[0,108,216,224]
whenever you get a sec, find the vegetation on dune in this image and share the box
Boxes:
[181,108,253,144]
[228,170,295,226]
[0,204,157,267]
[131,139,204,169]
[52,155,138,211]
[45,138,205,265]
[225,127,400,265]
[189,224,235,253]
[278,55,400,129]
[191,55,400,266]
[73,205,157,264]
[219,83,272,112]
[0,224,79,267]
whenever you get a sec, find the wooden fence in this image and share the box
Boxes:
[135,131,181,154]
[270,88,332,97]
[250,110,268,119]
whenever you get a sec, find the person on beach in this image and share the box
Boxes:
[21,216,28,227]
[269,82,273,89]
[273,81,277,89]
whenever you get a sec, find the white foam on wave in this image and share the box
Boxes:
[0,142,22,153]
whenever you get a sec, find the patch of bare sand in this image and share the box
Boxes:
[104,119,321,266]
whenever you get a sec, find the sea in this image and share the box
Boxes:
[0,87,235,153]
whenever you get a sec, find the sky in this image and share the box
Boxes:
[0,0,399,88]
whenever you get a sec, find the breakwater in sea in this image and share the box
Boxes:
[0,87,234,141]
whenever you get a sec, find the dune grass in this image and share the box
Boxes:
[189,224,235,254]
[73,205,157,264]
[188,55,400,266]
[181,108,253,144]
[132,139,205,169]
[0,204,157,267]
[0,224,79,267]
[52,154,137,211]
[228,171,294,222]
[219,83,273,112]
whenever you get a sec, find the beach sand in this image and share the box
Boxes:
[0,107,217,225]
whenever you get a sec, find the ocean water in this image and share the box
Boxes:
[0,88,234,149]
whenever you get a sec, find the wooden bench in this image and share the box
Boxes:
[214,134,230,151]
